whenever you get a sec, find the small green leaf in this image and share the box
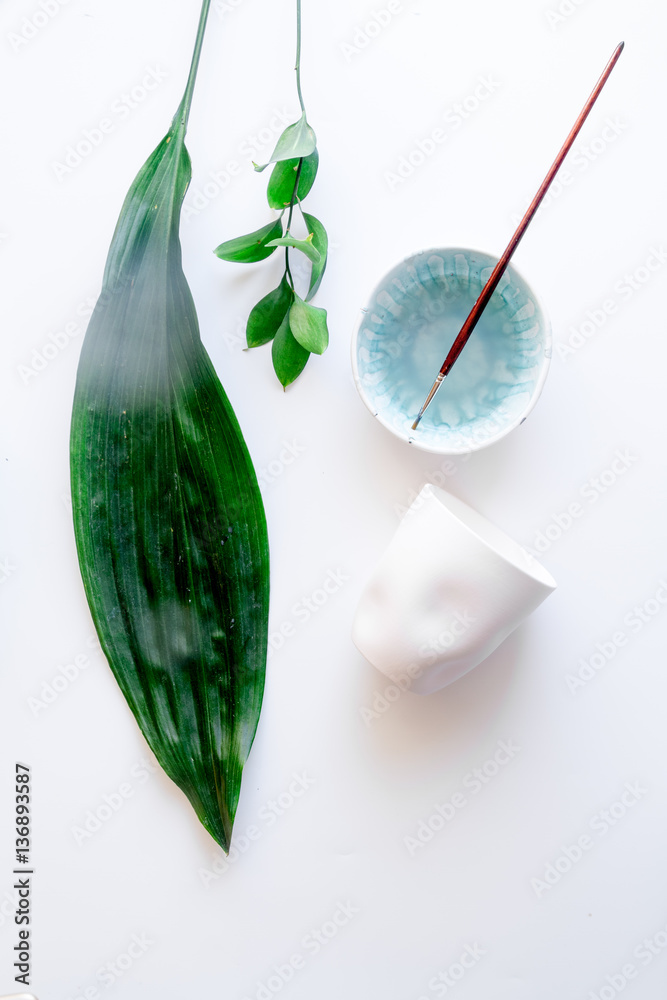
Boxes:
[214,218,283,263]
[254,115,317,172]
[266,233,320,265]
[289,296,329,355]
[246,276,294,348]
[267,150,319,210]
[271,311,310,387]
[302,212,328,301]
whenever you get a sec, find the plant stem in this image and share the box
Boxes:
[295,0,306,116]
[178,0,213,130]
[285,159,304,236]
[285,251,294,291]
[283,157,304,290]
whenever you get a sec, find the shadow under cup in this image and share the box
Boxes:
[352,485,557,695]
[352,247,552,454]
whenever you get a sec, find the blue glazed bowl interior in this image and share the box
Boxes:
[353,248,551,453]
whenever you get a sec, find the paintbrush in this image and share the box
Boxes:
[412,41,624,432]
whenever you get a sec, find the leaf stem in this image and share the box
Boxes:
[285,159,304,236]
[177,0,213,131]
[284,252,294,291]
[284,156,304,290]
[295,0,306,116]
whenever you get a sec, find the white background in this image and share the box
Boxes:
[1,0,666,997]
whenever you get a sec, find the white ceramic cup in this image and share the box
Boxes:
[352,485,557,694]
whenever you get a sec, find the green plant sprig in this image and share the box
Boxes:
[213,0,329,388]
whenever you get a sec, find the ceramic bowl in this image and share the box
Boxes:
[351,247,552,454]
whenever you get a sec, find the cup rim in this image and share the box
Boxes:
[351,246,553,455]
[425,484,557,591]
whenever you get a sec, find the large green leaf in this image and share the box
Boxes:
[70,96,269,850]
